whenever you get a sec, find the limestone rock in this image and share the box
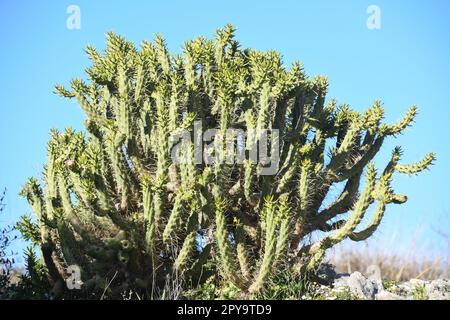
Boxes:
[333,271,383,299]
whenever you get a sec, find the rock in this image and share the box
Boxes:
[375,290,405,300]
[365,265,382,282]
[425,279,450,300]
[316,263,338,285]
[409,278,426,287]
[333,271,383,299]
[316,264,449,300]
[391,278,450,300]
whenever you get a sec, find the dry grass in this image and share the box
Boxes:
[327,209,450,282]
[329,242,449,282]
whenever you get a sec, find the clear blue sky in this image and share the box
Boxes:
[1,0,449,262]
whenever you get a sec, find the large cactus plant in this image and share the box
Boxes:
[19,25,435,298]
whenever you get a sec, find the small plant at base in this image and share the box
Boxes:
[412,284,428,300]
[333,286,360,300]
[382,279,399,293]
[257,268,313,300]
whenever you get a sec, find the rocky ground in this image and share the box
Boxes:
[306,265,450,300]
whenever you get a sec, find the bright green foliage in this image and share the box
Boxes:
[19,25,435,298]
[412,284,428,300]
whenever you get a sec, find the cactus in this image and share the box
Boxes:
[19,25,435,298]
